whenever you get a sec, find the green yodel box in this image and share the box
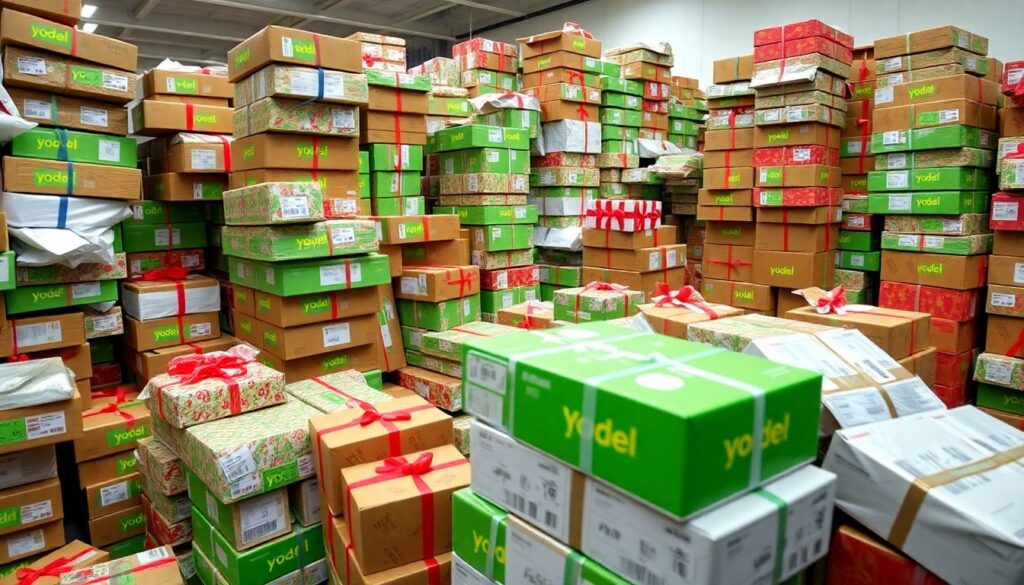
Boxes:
[670,119,701,136]
[434,205,538,225]
[601,139,636,154]
[240,254,391,296]
[106,534,147,560]
[870,124,997,153]
[5,279,118,314]
[221,220,378,262]
[475,110,541,139]
[866,167,990,191]
[837,230,880,252]
[538,264,583,287]
[976,383,1024,415]
[880,232,992,255]
[358,151,369,173]
[668,104,705,120]
[601,125,640,140]
[599,108,642,127]
[0,251,13,292]
[401,325,425,352]
[599,76,642,95]
[539,282,558,301]
[600,92,642,110]
[370,171,422,197]
[124,201,206,225]
[668,134,698,149]
[834,250,881,271]
[600,60,622,77]
[431,125,530,152]
[373,196,425,217]
[461,322,822,518]
[439,148,530,175]
[358,173,369,198]
[470,225,534,251]
[228,257,255,287]
[366,144,424,172]
[185,470,288,552]
[398,295,481,331]
[481,285,539,314]
[429,96,472,116]
[191,506,325,585]
[365,69,431,90]
[11,128,137,168]
[867,191,988,214]
[122,223,207,252]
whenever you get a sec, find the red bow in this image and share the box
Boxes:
[585,206,628,230]
[1006,143,1024,160]
[516,301,551,330]
[15,547,96,585]
[562,22,594,39]
[362,54,384,67]
[355,405,412,427]
[651,283,704,307]
[7,354,29,362]
[83,386,138,429]
[137,267,188,281]
[815,286,848,314]
[501,90,524,108]
[583,281,627,293]
[167,353,249,385]
[373,452,435,478]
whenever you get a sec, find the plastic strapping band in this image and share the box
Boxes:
[55,128,69,161]
[484,510,502,579]
[56,196,69,229]
[756,488,789,584]
[65,162,74,197]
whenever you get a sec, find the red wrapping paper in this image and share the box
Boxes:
[753,146,839,166]
[480,266,540,291]
[642,99,669,113]
[990,193,1024,230]
[530,152,599,168]
[934,383,970,408]
[879,282,980,321]
[935,349,975,387]
[754,36,854,64]
[452,38,518,57]
[455,50,517,73]
[90,362,123,388]
[841,213,875,231]
[753,186,843,207]
[825,525,944,585]
[754,19,854,48]
[1002,60,1024,103]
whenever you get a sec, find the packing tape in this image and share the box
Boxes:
[484,509,503,579]
[755,487,789,585]
[563,549,585,585]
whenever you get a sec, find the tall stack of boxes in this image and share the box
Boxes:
[606,43,673,142]
[667,76,706,150]
[869,26,996,406]
[748,20,853,315]
[594,58,640,201]
[348,32,406,73]
[457,37,519,97]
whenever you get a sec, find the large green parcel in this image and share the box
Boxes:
[229,254,391,296]
[11,128,137,167]
[461,322,821,518]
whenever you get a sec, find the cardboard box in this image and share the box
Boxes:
[3,156,140,200]
[143,70,232,99]
[131,100,233,136]
[327,517,450,585]
[85,473,141,520]
[825,525,944,585]
[929,316,978,354]
[704,167,754,189]
[637,302,745,338]
[8,88,128,135]
[258,313,378,361]
[874,26,988,59]
[756,223,838,253]
[753,123,841,148]
[872,99,996,133]
[579,266,686,296]
[0,386,82,455]
[256,343,378,383]
[148,133,234,174]
[579,225,675,249]
[0,520,63,564]
[376,215,459,245]
[704,128,754,151]
[228,26,361,81]
[0,540,108,585]
[144,173,226,202]
[712,55,753,83]
[752,250,834,289]
[518,30,601,59]
[187,472,291,551]
[401,239,470,266]
[881,251,987,289]
[786,305,931,360]
[231,133,359,171]
[75,393,149,463]
[0,478,61,536]
[0,8,136,71]
[985,315,1024,358]
[703,220,756,246]
[131,336,238,382]
[874,75,999,108]
[0,0,80,24]
[243,286,378,328]
[582,244,686,273]
[703,244,754,281]
[521,51,601,74]
[396,266,480,302]
[86,505,145,547]
[77,450,141,491]
[230,169,359,198]
[2,46,136,103]
[124,313,220,351]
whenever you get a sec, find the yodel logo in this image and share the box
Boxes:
[767,129,790,143]
[918,263,943,274]
[33,169,74,187]
[234,47,251,67]
[262,463,298,489]
[769,265,795,276]
[563,407,637,457]
[193,113,217,125]
[263,330,278,344]
[119,512,145,533]
[108,425,149,447]
[296,144,328,159]
[914,171,941,184]
[296,234,327,250]
[32,287,64,303]
[322,354,348,371]
[472,530,506,564]
[266,539,314,571]
[37,137,77,151]
[724,414,791,470]
[734,290,754,301]
[303,298,329,314]
[918,196,940,206]
[907,84,936,99]
[152,326,181,342]
[30,24,70,48]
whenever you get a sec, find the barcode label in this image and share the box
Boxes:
[884,377,946,417]
[190,323,212,337]
[71,282,101,299]
[218,447,257,482]
[136,547,171,565]
[102,72,128,92]
[323,323,351,347]
[80,107,108,127]
[619,557,667,585]
[15,321,62,348]
[280,196,310,219]
[23,99,51,119]
[993,201,1019,221]
[823,389,891,428]
[330,227,355,245]
[16,57,45,75]
[20,501,52,524]
[240,496,283,545]
[98,139,121,162]
[191,149,217,170]
[25,412,66,440]
[6,529,44,557]
[992,293,1017,308]
[466,354,507,394]
[100,481,131,507]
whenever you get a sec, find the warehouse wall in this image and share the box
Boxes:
[479,0,1024,86]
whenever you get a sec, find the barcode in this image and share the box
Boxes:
[242,518,281,544]
[544,511,557,529]
[618,557,665,585]
[861,359,892,382]
[505,490,527,515]
[670,548,690,580]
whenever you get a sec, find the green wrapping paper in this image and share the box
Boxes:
[234,98,359,137]
[137,436,186,496]
[553,286,643,323]
[421,320,519,361]
[127,201,205,224]
[12,128,137,167]
[122,223,206,252]
[835,250,881,271]
[867,168,989,191]
[365,69,432,90]
[233,64,369,106]
[472,249,534,270]
[475,109,541,139]
[284,370,393,413]
[5,279,118,314]
[870,125,996,154]
[223,182,324,225]
[397,295,481,331]
[231,254,391,296]
[452,415,471,456]
[370,171,421,197]
[16,253,127,285]
[439,194,528,206]
[470,226,534,251]
[974,353,1024,390]
[221,220,378,261]
[882,213,989,235]
[372,196,425,216]
[177,398,319,503]
[880,232,992,255]
[837,231,880,252]
[867,191,988,214]
[874,148,993,170]
[431,125,530,152]
[402,326,425,352]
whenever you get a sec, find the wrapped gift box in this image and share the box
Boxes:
[222,182,324,225]
[234,64,369,106]
[583,199,661,232]
[140,493,191,546]
[221,219,377,261]
[826,525,945,585]
[397,367,462,411]
[470,249,534,271]
[553,285,643,322]
[637,301,744,338]
[136,437,185,496]
[284,371,393,414]
[232,254,391,297]
[397,296,480,331]
[420,321,518,361]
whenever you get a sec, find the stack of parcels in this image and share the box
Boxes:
[429,123,537,322]
[687,313,945,435]
[348,32,406,73]
[606,42,673,143]
[667,76,706,150]
[748,20,854,316]
[973,51,1024,428]
[0,5,140,402]
[824,406,1024,585]
[141,345,332,585]
[457,322,837,585]
[457,38,519,97]
[308,383,466,585]
[837,45,881,305]
[654,154,702,287]
[580,198,673,298]
[595,57,640,190]
[529,151,597,268]
[0,359,81,565]
[0,540,111,585]
[698,56,762,311]
[868,26,997,408]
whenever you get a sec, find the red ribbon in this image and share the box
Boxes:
[856,98,870,174]
[501,90,524,109]
[708,245,752,277]
[137,267,188,343]
[16,547,96,585]
[161,353,250,420]
[575,281,632,321]
[444,267,474,297]
[516,302,544,330]
[650,282,720,325]
[1006,329,1024,358]
[815,286,848,313]
[83,386,137,429]
[185,103,194,131]
[218,135,232,172]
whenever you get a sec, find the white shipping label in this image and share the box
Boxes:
[984,360,1013,385]
[19,501,52,524]
[331,227,356,245]
[165,77,178,92]
[881,130,906,146]
[846,141,862,154]
[898,235,919,248]
[463,297,473,315]
[0,256,8,283]
[875,85,895,104]
[488,128,503,143]
[190,322,212,337]
[99,481,131,507]
[240,495,284,545]
[205,492,220,522]
[824,389,893,428]
[281,37,295,57]
[465,356,507,424]
[505,524,566,585]
[847,216,865,228]
[648,252,660,271]
[524,289,537,301]
[24,412,65,441]
[71,282,101,299]
[303,479,321,521]
[400,277,419,295]
[379,321,393,349]
[324,76,345,98]
[467,174,479,192]
[817,329,900,385]
[154,229,181,246]
[763,109,781,122]
[22,99,51,120]
[279,196,310,219]
[991,292,1017,308]
[17,56,46,75]
[453,556,491,585]
[182,253,200,268]
[289,69,317,95]
[80,107,108,127]
[15,321,62,348]
[322,323,351,347]
[942,220,963,233]
[102,73,129,93]
[93,137,118,160]
[332,108,355,130]
[264,268,276,285]
[886,171,909,189]
[923,236,943,249]
[880,57,902,72]
[850,254,865,267]
[486,150,500,163]
[494,271,509,290]
[883,377,946,416]
[889,194,911,211]
[938,109,960,123]
[405,198,418,215]
[500,294,513,309]
[1014,263,1024,284]
[792,147,811,162]
[218,447,258,482]
[6,529,45,558]
[993,201,1020,221]
[1009,69,1024,85]
[191,149,217,170]
[666,249,678,267]
[136,547,170,565]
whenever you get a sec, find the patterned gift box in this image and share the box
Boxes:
[530,167,601,187]
[621,168,665,185]
[364,70,431,91]
[177,398,319,503]
[137,436,186,496]
[583,199,661,232]
[538,216,584,228]
[421,320,518,361]
[538,264,583,286]
[842,195,869,213]
[598,152,640,169]
[879,281,980,321]
[223,182,324,225]
[142,475,191,524]
[452,415,471,456]
[883,213,990,235]
[754,89,848,110]
[706,81,755,98]
[396,366,461,411]
[875,148,993,170]
[405,350,462,378]
[17,253,127,285]
[234,98,359,138]
[974,353,1024,390]
[439,173,529,195]
[438,194,528,206]
[142,493,192,546]
[754,186,843,207]
[706,111,755,130]
[285,371,393,413]
[755,104,845,127]
[750,54,852,86]
[998,137,1024,165]
[999,158,1024,190]
[127,250,206,278]
[408,57,460,87]
[471,249,534,270]
[145,349,287,429]
[877,63,979,89]
[233,64,369,106]
[480,265,540,290]
[754,19,854,48]
[880,232,992,255]
[686,313,832,352]
[755,35,853,65]
[222,220,377,261]
[553,285,643,323]
[754,146,839,167]
[834,268,875,289]
[755,71,845,98]
[876,47,987,76]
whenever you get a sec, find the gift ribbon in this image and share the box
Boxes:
[15,546,97,585]
[137,267,189,343]
[218,135,232,172]
[708,245,751,277]
[574,281,632,322]
[160,353,250,421]
[856,101,870,174]
[651,282,720,322]
[515,300,550,330]
[185,103,195,131]
[83,386,138,429]
[77,557,177,585]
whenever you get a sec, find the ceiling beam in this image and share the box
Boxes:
[395,3,452,25]
[292,0,360,28]
[133,0,161,20]
[445,0,524,17]
[89,17,247,41]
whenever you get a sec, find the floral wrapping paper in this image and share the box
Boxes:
[999,159,1024,190]
[421,321,519,360]
[397,366,462,411]
[755,89,848,110]
[750,54,852,87]
[178,398,319,503]
[223,182,324,225]
[754,186,843,207]
[480,265,540,291]
[553,287,644,323]
[600,169,621,182]
[530,167,601,187]
[754,146,838,167]
[605,46,674,66]
[234,64,369,107]
[222,220,378,262]
[620,168,665,184]
[754,20,853,48]
[879,282,979,321]
[438,194,528,206]
[364,70,432,91]
[876,63,973,88]
[137,436,186,496]
[16,253,127,285]
[150,412,184,456]
[599,182,628,198]
[686,314,832,352]
[440,173,529,195]
[538,216,585,228]
[875,148,992,170]
[706,112,755,130]
[754,36,853,65]
[882,214,990,236]
[143,494,192,546]
[834,268,874,289]
[452,415,471,456]
[880,232,993,255]
[234,99,359,138]
[598,153,640,169]
[471,249,534,270]
[706,82,755,98]
[407,57,460,88]
[143,475,191,524]
[755,104,844,127]
[284,371,393,413]
[974,353,1024,390]
[405,350,462,378]
[532,152,599,168]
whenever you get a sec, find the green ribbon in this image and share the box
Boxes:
[755,487,788,585]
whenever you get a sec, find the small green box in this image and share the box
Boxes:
[6,279,117,314]
[668,104,705,120]
[244,254,391,296]
[600,108,642,127]
[880,232,992,255]
[599,76,640,95]
[470,225,534,251]
[439,148,530,175]
[834,250,881,271]
[365,69,431,90]
[358,151,369,173]
[0,251,13,292]
[358,173,369,198]
[125,201,205,225]
[452,488,508,584]
[371,171,421,197]
[428,96,472,116]
[870,125,997,153]
[601,139,636,154]
[481,285,539,314]
[600,60,622,78]
[431,125,530,152]
[435,205,538,225]
[670,119,701,136]
[367,144,424,171]
[867,191,988,214]
[866,168,990,191]
[538,264,583,286]
[976,383,1024,415]
[844,287,874,304]
[122,223,207,252]
[476,109,541,139]
[539,282,558,301]
[837,230,880,252]
[553,287,642,322]
[601,125,639,140]
[11,128,137,168]
[600,92,642,110]
[397,295,481,331]
[372,196,425,216]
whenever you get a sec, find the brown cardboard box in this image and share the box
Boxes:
[148,94,228,107]
[29,342,91,381]
[367,86,428,114]
[229,169,359,198]
[0,9,136,72]
[0,520,63,564]
[361,111,427,134]
[701,278,776,311]
[0,540,108,585]
[786,305,931,359]
[2,46,137,104]
[582,244,686,273]
[986,315,1024,357]
[231,133,359,171]
[1000,106,1024,137]
[755,223,839,253]
[328,517,452,585]
[0,212,8,251]
[0,389,82,456]
[989,255,1024,287]
[340,445,468,573]
[309,394,453,516]
[142,70,232,100]
[87,505,145,548]
[994,230,1024,257]
[987,284,1024,317]
[872,99,997,133]
[755,165,841,188]
[148,134,233,174]
[0,0,80,25]
[697,189,753,207]
[774,289,807,317]
[0,478,61,536]
[839,157,874,174]
[522,68,602,88]
[124,312,220,351]
[131,336,239,382]
[704,149,753,168]
[256,343,378,383]
[757,206,842,224]
[232,309,260,348]
[703,244,754,282]
[195,488,291,551]
[259,313,378,361]
[622,62,671,83]
[753,123,841,148]
[228,26,361,81]
[0,311,85,355]
[8,88,129,135]
[361,129,428,145]
[376,215,459,245]
[3,156,141,200]
[245,287,378,328]
[540,100,598,121]
[131,100,233,136]
[75,394,149,463]
[876,75,999,108]
[77,450,141,490]
[637,303,744,338]
[874,26,988,59]
[85,473,142,520]
[898,346,938,388]
[704,221,757,246]
[378,244,404,277]
[526,82,601,104]
[497,304,556,329]
[753,250,834,288]
[882,251,987,290]
[707,95,755,110]
[713,55,754,83]
[395,266,480,302]
[704,167,754,189]
[930,317,978,354]
[144,173,228,202]
[289,478,320,527]
[518,30,601,59]
[640,110,668,130]
[705,128,754,150]
[841,174,869,193]
[521,52,596,74]
[580,225,677,250]
[401,239,471,266]
[581,266,687,296]
[374,284,406,372]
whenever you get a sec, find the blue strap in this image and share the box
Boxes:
[55,128,69,162]
[65,162,74,196]
[56,196,68,229]
[299,68,326,105]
